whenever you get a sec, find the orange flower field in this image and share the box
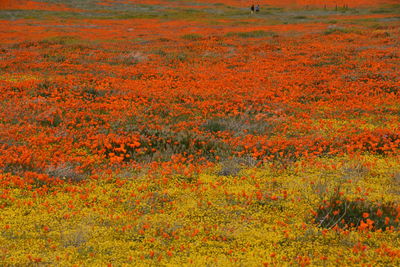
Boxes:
[0,0,399,266]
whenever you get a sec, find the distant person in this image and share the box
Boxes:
[255,4,260,13]
[250,4,254,14]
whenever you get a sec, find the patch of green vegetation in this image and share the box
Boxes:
[151,49,167,57]
[0,10,122,20]
[41,35,83,45]
[293,15,308,19]
[370,8,391,14]
[181,33,202,40]
[314,190,399,231]
[367,23,388,29]
[0,2,161,20]
[36,0,158,12]
[228,20,254,26]
[266,7,284,12]
[225,30,278,38]
[104,128,232,162]
[161,8,222,21]
[0,10,46,20]
[369,4,400,14]
[43,53,66,63]
[324,27,360,35]
[166,52,188,63]
[34,0,100,10]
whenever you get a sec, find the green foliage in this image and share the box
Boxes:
[293,15,308,19]
[41,35,83,45]
[166,52,188,63]
[324,27,360,35]
[43,53,66,63]
[226,30,278,38]
[370,8,393,14]
[314,191,399,231]
[203,118,227,133]
[103,129,232,163]
[181,33,202,41]
[202,116,276,136]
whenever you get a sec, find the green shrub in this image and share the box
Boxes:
[103,129,232,163]
[324,27,360,35]
[40,35,83,46]
[181,33,202,40]
[294,15,308,19]
[314,191,399,231]
[226,30,278,38]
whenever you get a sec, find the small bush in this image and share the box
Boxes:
[370,8,392,14]
[102,129,232,163]
[293,16,308,19]
[45,162,86,182]
[226,30,278,38]
[324,27,360,35]
[81,87,107,100]
[43,53,66,63]
[109,51,147,66]
[165,52,188,63]
[202,118,227,133]
[40,35,83,46]
[202,116,275,136]
[181,33,202,40]
[218,156,257,176]
[314,191,399,231]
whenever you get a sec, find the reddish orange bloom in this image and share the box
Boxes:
[376,209,383,217]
